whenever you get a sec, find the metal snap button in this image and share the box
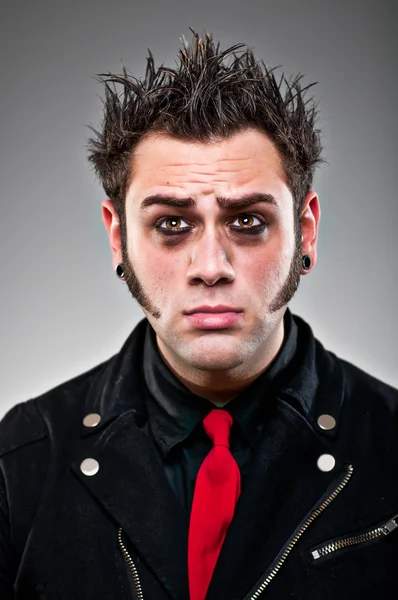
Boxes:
[317,414,336,431]
[317,454,335,472]
[80,458,99,476]
[83,413,102,427]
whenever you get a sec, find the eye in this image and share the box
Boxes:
[156,216,191,233]
[155,214,267,236]
[231,214,263,229]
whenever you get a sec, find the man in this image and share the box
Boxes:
[0,30,397,600]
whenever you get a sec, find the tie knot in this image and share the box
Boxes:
[203,409,233,447]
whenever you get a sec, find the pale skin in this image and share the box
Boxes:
[102,127,320,405]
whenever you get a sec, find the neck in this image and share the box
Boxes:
[156,315,285,406]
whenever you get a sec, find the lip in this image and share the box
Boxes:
[185,311,243,329]
[184,305,243,315]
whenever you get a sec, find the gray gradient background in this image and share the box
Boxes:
[1,0,397,419]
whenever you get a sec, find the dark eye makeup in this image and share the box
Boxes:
[153,214,268,237]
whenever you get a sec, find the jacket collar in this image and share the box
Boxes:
[276,312,345,438]
[79,317,149,439]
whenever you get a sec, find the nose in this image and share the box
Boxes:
[186,230,235,286]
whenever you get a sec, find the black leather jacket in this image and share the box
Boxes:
[1,314,398,599]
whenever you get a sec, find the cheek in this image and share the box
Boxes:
[131,236,177,293]
[243,260,280,294]
[243,234,293,282]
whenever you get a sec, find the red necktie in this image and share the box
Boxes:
[188,409,241,600]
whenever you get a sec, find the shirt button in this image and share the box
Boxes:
[317,414,336,431]
[83,413,102,427]
[317,454,335,472]
[80,458,100,476]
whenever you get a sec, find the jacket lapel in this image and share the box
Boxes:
[207,399,350,600]
[71,408,189,600]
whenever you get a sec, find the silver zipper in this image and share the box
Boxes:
[117,527,145,600]
[244,464,354,600]
[311,513,398,560]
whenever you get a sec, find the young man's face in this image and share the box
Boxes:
[103,127,320,400]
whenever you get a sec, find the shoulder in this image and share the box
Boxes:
[0,317,149,459]
[0,356,114,459]
[339,356,398,412]
[293,308,398,416]
[332,354,398,451]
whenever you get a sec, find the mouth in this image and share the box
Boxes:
[185,311,243,329]
[184,304,243,315]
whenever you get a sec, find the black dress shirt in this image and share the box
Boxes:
[142,308,301,513]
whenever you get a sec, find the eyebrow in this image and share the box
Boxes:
[139,193,278,212]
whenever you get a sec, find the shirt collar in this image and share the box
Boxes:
[143,308,299,456]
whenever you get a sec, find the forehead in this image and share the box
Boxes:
[127,127,290,202]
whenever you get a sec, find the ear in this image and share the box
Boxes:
[300,190,321,274]
[101,199,123,270]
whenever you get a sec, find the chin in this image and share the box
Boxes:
[185,348,245,370]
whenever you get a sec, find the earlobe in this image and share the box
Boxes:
[302,255,312,271]
[115,264,126,280]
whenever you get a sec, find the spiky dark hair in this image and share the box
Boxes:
[87,29,323,222]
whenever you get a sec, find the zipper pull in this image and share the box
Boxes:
[382,515,398,535]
